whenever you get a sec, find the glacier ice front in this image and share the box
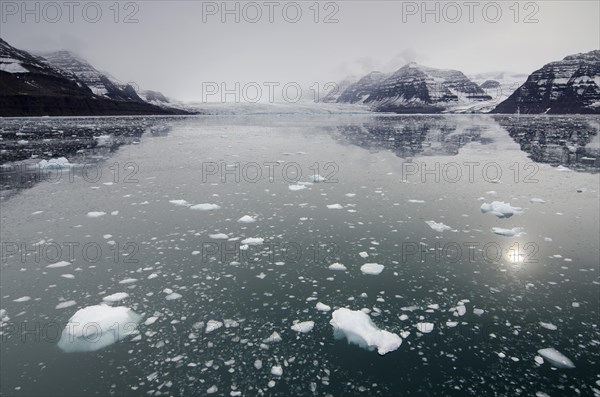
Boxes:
[330,308,401,355]
[58,304,141,353]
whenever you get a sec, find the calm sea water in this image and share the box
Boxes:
[1,114,599,396]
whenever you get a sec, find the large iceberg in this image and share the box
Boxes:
[58,304,141,353]
[330,308,401,355]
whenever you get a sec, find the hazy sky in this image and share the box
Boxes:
[2,0,598,101]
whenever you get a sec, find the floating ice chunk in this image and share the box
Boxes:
[241,237,264,245]
[425,221,451,232]
[491,227,523,237]
[539,322,558,331]
[480,201,523,218]
[291,321,315,333]
[165,292,182,300]
[327,204,343,209]
[416,322,434,333]
[288,184,307,191]
[38,157,70,169]
[408,199,425,203]
[61,274,75,279]
[556,165,571,172]
[446,321,458,328]
[144,316,158,326]
[169,199,190,207]
[330,308,401,355]
[102,292,129,303]
[58,305,140,352]
[271,365,283,376]
[263,331,282,343]
[530,198,546,204]
[87,211,106,218]
[119,278,138,284]
[46,261,71,268]
[328,263,347,271]
[206,320,223,333]
[13,296,31,302]
[238,215,256,223]
[455,305,466,316]
[316,302,331,312]
[473,308,484,316]
[207,385,218,394]
[537,348,575,369]
[254,359,263,369]
[190,203,220,211]
[361,263,384,275]
[309,174,326,183]
[55,301,77,309]
[209,233,229,239]
[359,252,369,258]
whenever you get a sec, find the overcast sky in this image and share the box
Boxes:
[2,0,598,101]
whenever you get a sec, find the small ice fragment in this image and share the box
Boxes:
[360,263,384,275]
[169,199,190,206]
[190,203,220,211]
[416,322,434,333]
[326,204,343,209]
[480,201,523,218]
[289,184,307,191]
[529,198,546,204]
[408,199,425,203]
[207,385,218,394]
[473,308,484,316]
[238,215,256,223]
[316,302,331,312]
[241,237,264,245]
[359,252,369,258]
[119,278,138,284]
[209,233,229,239]
[102,292,129,302]
[206,320,223,333]
[165,293,182,300]
[271,365,283,376]
[13,296,31,302]
[87,211,106,218]
[263,331,282,343]
[144,316,158,326]
[491,227,523,237]
[291,321,315,333]
[539,322,557,331]
[46,261,71,268]
[328,263,347,271]
[425,221,451,232]
[254,359,263,369]
[55,301,77,309]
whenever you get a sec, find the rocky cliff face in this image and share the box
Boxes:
[0,39,187,116]
[493,50,600,114]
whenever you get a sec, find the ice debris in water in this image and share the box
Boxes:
[102,292,129,303]
[37,157,71,169]
[289,184,307,191]
[237,215,256,223]
[271,365,283,376]
[46,261,71,268]
[169,199,190,207]
[58,305,140,352]
[326,203,343,209]
[529,198,546,204]
[328,263,347,271]
[537,348,575,369]
[360,263,384,275]
[330,308,402,355]
[291,321,315,333]
[480,201,523,218]
[316,302,331,312]
[190,203,220,211]
[241,237,264,245]
[86,211,106,218]
[425,221,452,232]
[491,227,523,237]
[309,174,326,183]
[416,322,434,333]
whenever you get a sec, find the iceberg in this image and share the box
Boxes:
[291,321,315,333]
[361,263,384,275]
[330,308,401,355]
[328,263,347,271]
[58,305,141,353]
[425,221,452,232]
[537,348,575,369]
[480,201,523,218]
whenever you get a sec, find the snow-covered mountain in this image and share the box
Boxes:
[334,63,493,113]
[493,50,600,114]
[0,38,187,116]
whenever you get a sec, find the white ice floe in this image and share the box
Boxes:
[539,322,558,331]
[46,261,71,268]
[190,203,220,211]
[254,359,263,369]
[165,292,182,300]
[473,308,484,316]
[13,296,31,302]
[408,199,425,203]
[316,302,331,312]
[416,322,434,333]
[55,301,77,309]
[86,211,106,218]
[361,263,384,275]
[326,204,343,209]
[556,165,571,172]
[491,227,523,237]
[169,199,190,207]
[359,252,369,258]
[537,348,575,368]
[144,316,158,326]
[425,221,452,232]
[328,263,347,271]
[529,198,546,204]
[271,365,283,376]
[330,308,401,355]
[207,385,218,394]
[209,233,229,239]
[37,157,70,169]
[263,331,282,343]
[241,237,264,245]
[206,320,223,333]
[119,278,138,284]
[289,184,307,191]
[237,215,256,223]
[57,305,140,352]
[309,174,326,183]
[480,201,523,218]
[102,292,129,303]
[291,321,315,333]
